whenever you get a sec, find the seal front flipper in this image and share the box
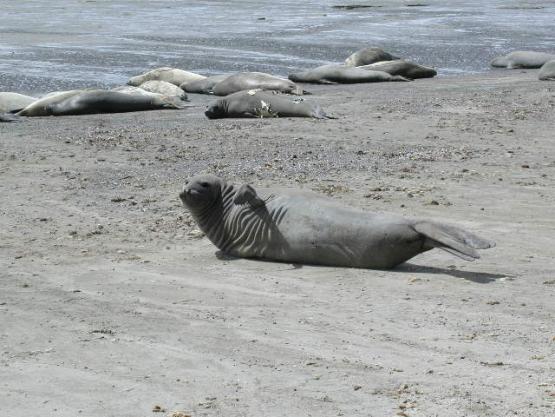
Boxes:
[233,184,266,207]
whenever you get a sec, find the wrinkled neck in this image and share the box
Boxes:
[188,183,236,248]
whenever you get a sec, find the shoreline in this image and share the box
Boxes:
[1,70,554,417]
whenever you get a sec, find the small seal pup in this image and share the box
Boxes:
[137,80,188,100]
[180,176,495,269]
[205,90,330,119]
[345,47,399,67]
[0,92,37,113]
[212,72,305,96]
[539,59,555,80]
[491,51,555,69]
[359,60,437,79]
[289,64,409,84]
[21,90,185,116]
[181,74,231,94]
[128,67,206,87]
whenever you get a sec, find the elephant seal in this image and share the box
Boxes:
[0,92,37,113]
[360,60,437,79]
[212,72,305,96]
[111,86,164,97]
[205,90,330,119]
[180,74,231,94]
[491,51,555,69]
[17,90,85,116]
[289,64,409,84]
[179,175,494,269]
[21,90,185,117]
[539,59,555,80]
[128,67,206,87]
[138,80,188,100]
[345,47,399,67]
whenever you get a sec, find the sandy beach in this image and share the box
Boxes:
[1,70,554,416]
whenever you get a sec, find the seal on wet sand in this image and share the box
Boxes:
[128,67,206,87]
[212,72,305,96]
[138,80,188,100]
[289,64,409,84]
[17,90,85,117]
[180,175,495,269]
[0,92,37,113]
[360,60,437,79]
[344,47,399,67]
[538,59,555,80]
[491,51,555,69]
[204,90,330,119]
[180,74,231,94]
[20,90,185,117]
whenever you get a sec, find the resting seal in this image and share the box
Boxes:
[289,64,409,84]
[345,47,399,67]
[180,176,494,269]
[360,60,437,79]
[539,59,555,80]
[138,80,188,100]
[18,90,85,116]
[0,113,21,122]
[180,74,231,94]
[0,92,37,113]
[491,51,555,69]
[205,90,329,119]
[20,90,185,117]
[212,72,305,96]
[128,67,205,87]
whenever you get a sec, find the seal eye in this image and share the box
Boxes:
[200,182,210,188]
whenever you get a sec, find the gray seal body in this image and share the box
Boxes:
[491,51,555,69]
[539,59,555,80]
[180,176,495,269]
[22,90,185,116]
[344,47,399,67]
[181,75,231,94]
[212,72,304,96]
[0,92,37,113]
[128,67,205,86]
[289,64,409,84]
[360,60,437,79]
[205,90,329,119]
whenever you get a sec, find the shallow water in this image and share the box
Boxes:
[0,0,554,94]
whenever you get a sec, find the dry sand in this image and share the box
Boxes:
[1,71,554,417]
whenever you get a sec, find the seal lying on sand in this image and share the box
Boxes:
[128,67,205,87]
[491,51,555,69]
[205,90,329,119]
[212,72,305,96]
[360,60,437,79]
[138,80,188,100]
[18,90,85,116]
[345,47,399,67]
[538,59,555,80]
[180,175,495,269]
[0,92,37,113]
[20,90,185,116]
[181,75,231,94]
[289,64,409,84]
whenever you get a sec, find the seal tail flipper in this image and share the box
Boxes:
[391,75,412,82]
[0,112,21,122]
[414,221,495,261]
[311,104,336,119]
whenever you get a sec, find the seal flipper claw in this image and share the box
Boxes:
[233,184,266,207]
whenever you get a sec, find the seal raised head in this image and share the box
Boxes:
[180,176,495,269]
[539,59,555,80]
[344,47,399,67]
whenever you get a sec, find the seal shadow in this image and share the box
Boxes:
[394,262,511,284]
[215,251,304,270]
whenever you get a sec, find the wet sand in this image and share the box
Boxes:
[1,71,554,416]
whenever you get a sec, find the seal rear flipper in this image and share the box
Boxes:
[391,75,412,82]
[0,112,21,122]
[311,105,335,119]
[414,221,494,261]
